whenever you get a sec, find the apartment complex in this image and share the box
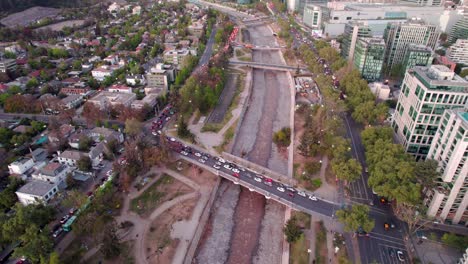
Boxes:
[383,20,439,71]
[447,39,468,65]
[449,17,468,44]
[425,109,468,225]
[402,44,433,74]
[353,38,386,81]
[163,49,196,65]
[400,0,442,6]
[392,65,468,160]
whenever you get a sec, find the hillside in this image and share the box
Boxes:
[0,0,105,15]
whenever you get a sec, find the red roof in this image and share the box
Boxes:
[29,70,41,78]
[16,59,27,65]
[0,84,8,92]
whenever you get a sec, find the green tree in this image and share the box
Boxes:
[0,177,24,210]
[100,224,121,259]
[332,158,362,182]
[283,217,303,243]
[414,159,440,189]
[77,156,92,172]
[78,136,93,151]
[0,127,14,146]
[273,127,291,147]
[48,252,60,264]
[62,189,88,209]
[459,69,468,78]
[13,224,54,263]
[72,59,82,70]
[124,118,143,139]
[441,233,468,251]
[336,204,375,233]
[26,77,39,89]
[177,118,191,139]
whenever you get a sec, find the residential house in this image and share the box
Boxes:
[108,84,133,94]
[48,124,75,143]
[31,148,48,162]
[131,93,159,109]
[60,94,84,109]
[15,180,59,205]
[87,91,136,109]
[0,59,17,73]
[8,157,34,175]
[89,127,124,143]
[57,150,83,167]
[126,74,146,86]
[32,162,71,188]
[60,85,91,96]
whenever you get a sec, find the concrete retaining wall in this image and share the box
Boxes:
[183,177,221,264]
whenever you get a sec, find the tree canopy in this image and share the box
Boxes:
[336,204,374,233]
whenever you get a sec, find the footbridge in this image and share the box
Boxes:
[229,60,307,72]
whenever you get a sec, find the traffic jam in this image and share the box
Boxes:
[151,104,321,205]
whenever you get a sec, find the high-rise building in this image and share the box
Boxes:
[448,17,468,44]
[425,109,468,225]
[383,20,439,72]
[353,37,386,81]
[341,22,373,62]
[392,65,468,160]
[402,44,433,74]
[447,39,468,65]
[296,0,326,14]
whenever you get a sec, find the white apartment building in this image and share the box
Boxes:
[15,180,59,205]
[392,65,468,160]
[146,68,169,89]
[368,82,391,100]
[163,49,197,65]
[31,162,71,187]
[447,39,468,65]
[8,157,34,175]
[425,109,468,225]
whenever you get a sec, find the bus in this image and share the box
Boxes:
[62,215,77,232]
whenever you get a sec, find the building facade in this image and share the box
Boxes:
[15,180,59,205]
[303,5,322,29]
[0,58,17,73]
[402,44,433,74]
[341,22,373,62]
[447,39,468,65]
[449,17,468,44]
[8,157,34,175]
[425,109,468,225]
[383,21,439,72]
[392,65,468,160]
[353,37,385,81]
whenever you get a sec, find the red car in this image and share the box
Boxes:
[232,172,240,178]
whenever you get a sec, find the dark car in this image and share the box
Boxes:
[388,248,395,257]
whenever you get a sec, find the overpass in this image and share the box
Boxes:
[229,60,307,72]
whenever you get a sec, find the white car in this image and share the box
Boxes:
[180,151,188,156]
[224,164,232,170]
[297,191,306,197]
[213,164,221,170]
[152,131,158,136]
[169,137,176,142]
[277,187,285,192]
[198,159,206,163]
[254,177,262,182]
[218,158,226,163]
[232,168,240,173]
[106,170,113,177]
[397,251,405,262]
[308,195,318,201]
[195,153,202,157]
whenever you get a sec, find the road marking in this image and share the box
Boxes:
[343,115,369,200]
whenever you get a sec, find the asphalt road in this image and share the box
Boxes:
[196,25,217,70]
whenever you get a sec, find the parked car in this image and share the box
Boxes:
[52,227,63,238]
[60,215,70,224]
[397,251,405,262]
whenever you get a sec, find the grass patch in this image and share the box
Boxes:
[235,49,245,57]
[294,211,311,228]
[290,234,309,264]
[315,221,328,264]
[202,73,244,133]
[214,120,237,153]
[238,56,252,62]
[130,174,174,215]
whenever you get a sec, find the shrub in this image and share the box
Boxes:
[273,127,291,147]
[304,161,321,175]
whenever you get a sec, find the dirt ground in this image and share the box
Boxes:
[0,6,60,27]
[131,174,193,217]
[34,19,86,31]
[226,189,266,264]
[145,198,198,264]
[170,160,218,187]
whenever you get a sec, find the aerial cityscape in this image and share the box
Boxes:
[0,0,467,263]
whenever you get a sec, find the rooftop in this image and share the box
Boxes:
[411,65,468,92]
[59,150,84,160]
[40,162,66,176]
[11,157,32,165]
[16,180,56,197]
